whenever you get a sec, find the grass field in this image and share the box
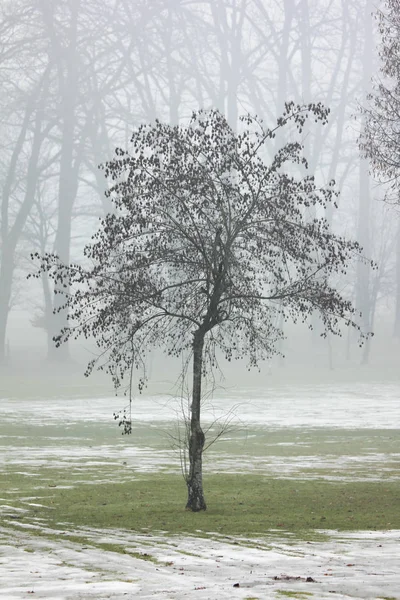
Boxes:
[2,469,400,540]
[1,381,400,598]
[1,388,399,537]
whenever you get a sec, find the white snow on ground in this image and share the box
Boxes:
[2,442,399,481]
[0,524,399,599]
[199,382,400,480]
[204,451,400,481]
[1,381,400,428]
[1,383,400,480]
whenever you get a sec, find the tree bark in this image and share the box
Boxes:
[356,0,373,359]
[0,75,48,363]
[394,218,400,337]
[0,82,48,363]
[356,155,371,342]
[186,329,206,511]
[0,247,13,363]
[43,0,80,361]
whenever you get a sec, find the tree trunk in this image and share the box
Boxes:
[45,0,80,361]
[186,330,206,511]
[0,248,13,364]
[276,0,292,116]
[41,271,55,359]
[394,218,400,337]
[0,73,49,362]
[356,0,373,359]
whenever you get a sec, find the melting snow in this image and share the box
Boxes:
[0,524,399,599]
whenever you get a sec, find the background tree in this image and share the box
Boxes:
[356,0,373,349]
[361,0,400,186]
[360,0,400,338]
[34,107,366,510]
[1,0,394,372]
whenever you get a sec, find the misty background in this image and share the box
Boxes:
[1,0,398,390]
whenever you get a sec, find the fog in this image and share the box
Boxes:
[0,0,399,391]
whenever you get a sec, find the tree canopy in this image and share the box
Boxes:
[361,0,400,193]
[33,105,366,510]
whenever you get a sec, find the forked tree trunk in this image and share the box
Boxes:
[186,330,206,511]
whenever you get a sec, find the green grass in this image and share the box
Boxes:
[2,418,399,476]
[2,388,399,545]
[214,427,400,458]
[2,469,400,539]
[276,593,313,598]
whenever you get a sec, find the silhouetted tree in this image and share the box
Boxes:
[360,0,400,336]
[33,106,365,511]
[360,0,400,186]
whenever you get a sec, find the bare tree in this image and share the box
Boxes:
[361,0,400,187]
[355,0,374,352]
[1,0,385,368]
[33,107,367,510]
[0,68,53,362]
[360,0,400,337]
